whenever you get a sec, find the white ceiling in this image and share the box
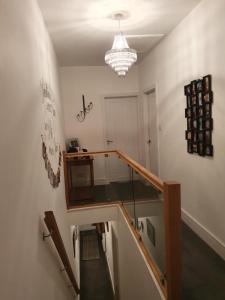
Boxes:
[38,0,202,67]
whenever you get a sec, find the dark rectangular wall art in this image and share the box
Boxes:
[184,75,213,157]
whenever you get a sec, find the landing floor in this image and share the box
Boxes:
[182,223,225,300]
[79,224,225,300]
[80,230,114,300]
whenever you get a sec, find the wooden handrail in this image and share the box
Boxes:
[63,150,181,300]
[117,150,164,192]
[44,211,80,295]
[65,149,117,157]
[63,150,164,192]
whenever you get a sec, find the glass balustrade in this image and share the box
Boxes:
[133,175,165,276]
[63,150,181,299]
[64,152,133,206]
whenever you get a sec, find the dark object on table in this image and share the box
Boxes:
[66,138,80,153]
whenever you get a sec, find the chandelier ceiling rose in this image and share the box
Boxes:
[110,11,130,21]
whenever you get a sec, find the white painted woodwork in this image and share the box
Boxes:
[145,90,159,176]
[139,0,225,259]
[104,96,139,181]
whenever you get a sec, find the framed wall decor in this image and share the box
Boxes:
[184,74,213,157]
[41,79,62,187]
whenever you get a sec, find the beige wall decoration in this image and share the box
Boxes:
[41,79,62,188]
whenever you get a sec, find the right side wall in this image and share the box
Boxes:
[139,0,225,258]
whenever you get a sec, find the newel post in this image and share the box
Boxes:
[164,181,181,300]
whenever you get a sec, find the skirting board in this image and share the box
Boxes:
[182,208,225,261]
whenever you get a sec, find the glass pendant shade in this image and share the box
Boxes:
[105,32,137,77]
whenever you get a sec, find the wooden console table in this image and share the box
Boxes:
[66,156,94,203]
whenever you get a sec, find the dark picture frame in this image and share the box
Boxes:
[185,130,193,141]
[193,131,198,143]
[196,79,203,92]
[198,106,204,117]
[197,92,203,106]
[205,118,213,130]
[198,131,205,143]
[192,95,197,106]
[203,75,212,93]
[187,96,192,107]
[205,130,212,144]
[203,91,213,104]
[191,80,197,95]
[198,143,205,156]
[198,117,204,131]
[192,119,198,130]
[187,118,192,130]
[193,144,198,153]
[192,106,197,118]
[187,141,193,153]
[205,103,212,117]
[205,144,213,156]
[185,108,192,118]
[184,84,191,96]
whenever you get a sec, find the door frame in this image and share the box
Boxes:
[101,92,141,181]
[142,85,160,177]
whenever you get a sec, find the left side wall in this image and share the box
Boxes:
[0,1,74,299]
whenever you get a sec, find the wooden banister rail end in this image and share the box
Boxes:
[164,181,181,300]
[44,211,80,295]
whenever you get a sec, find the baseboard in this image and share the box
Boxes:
[94,178,109,186]
[182,208,225,261]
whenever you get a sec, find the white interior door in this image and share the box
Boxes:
[104,96,139,182]
[145,89,159,176]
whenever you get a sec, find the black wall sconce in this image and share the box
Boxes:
[76,94,93,122]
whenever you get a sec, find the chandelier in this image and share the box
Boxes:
[105,17,137,77]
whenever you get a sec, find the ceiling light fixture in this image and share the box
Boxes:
[105,13,137,77]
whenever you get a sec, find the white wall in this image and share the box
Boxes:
[67,205,118,226]
[71,225,80,296]
[104,222,115,293]
[0,1,75,299]
[60,66,139,184]
[115,207,165,300]
[139,0,225,258]
[60,66,139,150]
[67,205,165,300]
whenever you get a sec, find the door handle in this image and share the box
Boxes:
[107,140,113,144]
[147,139,151,144]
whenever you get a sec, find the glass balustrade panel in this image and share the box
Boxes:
[67,152,133,207]
[133,173,165,276]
